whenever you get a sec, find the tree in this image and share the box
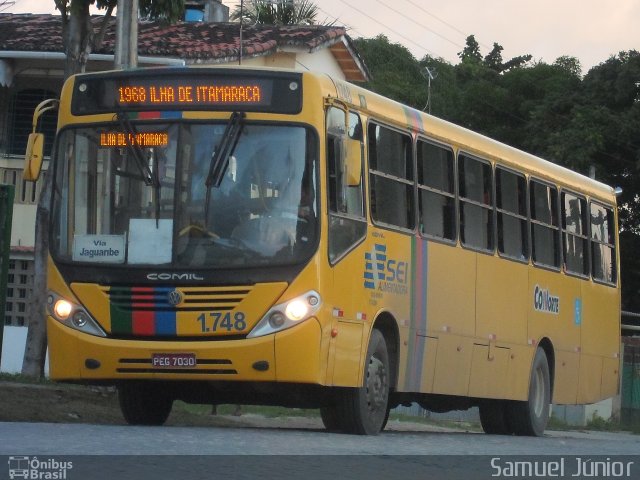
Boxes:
[22,0,185,378]
[484,43,503,72]
[230,0,326,26]
[354,35,428,109]
[458,35,482,64]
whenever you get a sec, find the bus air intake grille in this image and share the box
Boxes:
[102,285,253,312]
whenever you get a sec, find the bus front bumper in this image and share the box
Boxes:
[46,315,325,385]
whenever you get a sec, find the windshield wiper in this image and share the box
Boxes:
[115,112,162,225]
[204,111,245,226]
[206,111,245,188]
[115,112,158,188]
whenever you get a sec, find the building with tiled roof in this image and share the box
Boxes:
[0,13,368,82]
[0,6,369,327]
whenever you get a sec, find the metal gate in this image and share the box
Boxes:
[0,183,15,366]
[622,337,640,427]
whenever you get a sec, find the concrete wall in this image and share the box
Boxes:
[0,326,48,375]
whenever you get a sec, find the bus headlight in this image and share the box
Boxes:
[53,299,73,320]
[47,291,106,337]
[285,299,308,321]
[248,290,321,338]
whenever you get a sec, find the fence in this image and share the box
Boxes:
[0,183,15,367]
[622,337,640,426]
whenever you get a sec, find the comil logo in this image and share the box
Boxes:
[7,456,73,480]
[533,285,560,315]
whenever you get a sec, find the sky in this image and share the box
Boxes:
[3,0,639,74]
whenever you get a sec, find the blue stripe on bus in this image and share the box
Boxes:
[160,111,182,119]
[155,286,177,335]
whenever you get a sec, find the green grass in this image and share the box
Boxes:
[0,372,53,385]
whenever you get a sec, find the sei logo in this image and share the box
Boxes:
[364,244,409,295]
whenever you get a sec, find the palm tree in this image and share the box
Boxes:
[231,0,329,26]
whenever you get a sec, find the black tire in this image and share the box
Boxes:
[320,404,343,432]
[506,347,551,436]
[479,400,510,435]
[337,329,390,435]
[118,381,173,426]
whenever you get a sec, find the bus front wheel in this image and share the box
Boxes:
[337,329,390,435]
[507,347,551,436]
[118,381,173,426]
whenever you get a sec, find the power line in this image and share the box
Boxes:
[315,5,365,36]
[335,0,440,58]
[398,0,491,50]
[373,0,463,49]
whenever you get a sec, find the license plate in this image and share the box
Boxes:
[151,353,196,369]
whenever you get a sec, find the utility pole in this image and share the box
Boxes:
[115,0,139,70]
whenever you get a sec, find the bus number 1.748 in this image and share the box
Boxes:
[197,312,247,333]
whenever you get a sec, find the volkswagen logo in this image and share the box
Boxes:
[167,289,183,306]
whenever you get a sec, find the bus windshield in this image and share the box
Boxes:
[51,121,318,269]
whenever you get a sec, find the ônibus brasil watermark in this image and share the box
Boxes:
[7,456,72,480]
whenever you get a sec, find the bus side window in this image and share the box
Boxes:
[561,192,589,276]
[326,106,366,263]
[459,154,494,252]
[590,202,616,284]
[530,180,560,269]
[368,123,414,230]
[417,139,455,242]
[496,167,528,261]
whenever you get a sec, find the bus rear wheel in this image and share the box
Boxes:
[479,400,510,435]
[506,347,551,436]
[118,381,173,426]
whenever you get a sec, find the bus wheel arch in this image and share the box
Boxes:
[507,344,553,436]
[537,337,555,402]
[371,311,400,392]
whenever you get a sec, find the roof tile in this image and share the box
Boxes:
[0,13,370,81]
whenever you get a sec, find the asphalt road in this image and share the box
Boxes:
[1,421,639,480]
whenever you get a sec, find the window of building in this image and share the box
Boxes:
[530,180,560,268]
[417,139,455,242]
[459,154,493,251]
[9,88,57,157]
[562,192,589,276]
[368,123,414,230]
[3,257,34,326]
[0,168,46,205]
[496,167,528,261]
[590,202,616,284]
[326,107,366,263]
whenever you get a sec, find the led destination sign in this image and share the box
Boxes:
[71,69,303,115]
[100,131,169,148]
[117,84,264,106]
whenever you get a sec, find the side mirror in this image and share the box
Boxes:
[344,137,362,187]
[23,133,44,181]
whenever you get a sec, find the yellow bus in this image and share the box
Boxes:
[25,66,620,436]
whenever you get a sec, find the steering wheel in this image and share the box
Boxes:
[178,224,219,239]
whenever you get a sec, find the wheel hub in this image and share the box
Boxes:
[366,356,388,410]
